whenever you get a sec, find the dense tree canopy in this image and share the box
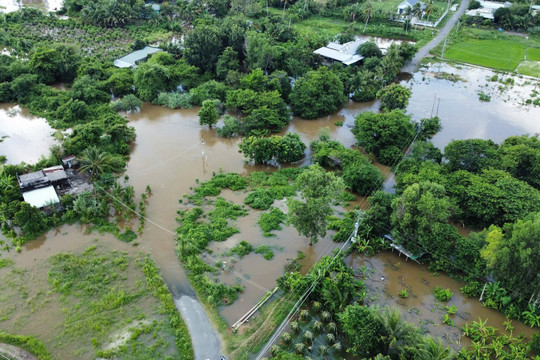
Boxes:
[353,110,416,165]
[289,67,347,119]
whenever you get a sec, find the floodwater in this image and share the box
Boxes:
[346,251,537,349]
[2,61,540,354]
[404,62,540,150]
[0,104,57,165]
[0,0,63,13]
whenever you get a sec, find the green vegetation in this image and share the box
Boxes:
[239,133,306,165]
[445,39,525,70]
[433,286,453,302]
[399,289,409,298]
[255,245,275,260]
[0,332,51,360]
[227,240,254,258]
[440,27,540,73]
[258,208,287,237]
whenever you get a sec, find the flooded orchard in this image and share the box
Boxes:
[346,251,538,349]
[2,61,540,354]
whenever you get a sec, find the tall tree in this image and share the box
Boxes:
[288,164,345,245]
[480,212,540,299]
[362,0,373,33]
[198,100,219,128]
[79,146,116,180]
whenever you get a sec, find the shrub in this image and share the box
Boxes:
[227,240,254,257]
[112,94,142,112]
[255,245,274,260]
[433,286,453,302]
[155,92,193,109]
[258,207,286,237]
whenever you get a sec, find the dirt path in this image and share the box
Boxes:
[402,0,470,74]
[0,343,38,360]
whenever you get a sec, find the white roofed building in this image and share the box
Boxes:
[314,39,366,66]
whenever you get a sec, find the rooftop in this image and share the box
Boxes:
[113,46,162,68]
[22,186,60,208]
[314,39,366,66]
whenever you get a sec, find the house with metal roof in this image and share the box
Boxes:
[113,46,162,68]
[22,186,60,209]
[313,39,366,66]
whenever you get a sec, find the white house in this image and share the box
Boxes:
[465,0,512,20]
[397,0,426,14]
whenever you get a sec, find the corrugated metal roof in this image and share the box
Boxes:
[19,171,46,183]
[22,186,60,208]
[113,46,162,68]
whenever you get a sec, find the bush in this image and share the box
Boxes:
[468,0,481,9]
[217,115,240,138]
[433,286,453,302]
[155,92,192,109]
[255,245,275,260]
[112,94,142,112]
[245,188,274,210]
[258,207,286,237]
[357,42,382,58]
[227,240,254,257]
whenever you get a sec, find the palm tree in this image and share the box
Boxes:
[326,332,336,344]
[332,341,343,353]
[290,321,300,334]
[281,332,292,345]
[321,310,331,323]
[313,320,323,334]
[299,309,310,321]
[293,343,306,355]
[424,0,434,21]
[303,330,314,345]
[417,337,454,360]
[318,345,328,355]
[327,322,337,333]
[362,0,373,33]
[312,301,322,314]
[79,146,116,181]
[376,307,421,358]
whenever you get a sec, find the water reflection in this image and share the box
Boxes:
[0,104,57,165]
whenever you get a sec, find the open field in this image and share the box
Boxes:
[439,27,540,74]
[445,39,525,70]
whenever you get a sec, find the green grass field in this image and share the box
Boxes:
[526,47,540,61]
[445,40,525,70]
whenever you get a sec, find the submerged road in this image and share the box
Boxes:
[402,0,470,74]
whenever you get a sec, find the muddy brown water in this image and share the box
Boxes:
[346,251,538,349]
[0,104,58,165]
[2,61,540,352]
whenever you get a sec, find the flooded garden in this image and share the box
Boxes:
[1,59,540,357]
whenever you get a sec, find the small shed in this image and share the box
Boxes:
[113,46,162,68]
[22,186,60,208]
[62,155,78,169]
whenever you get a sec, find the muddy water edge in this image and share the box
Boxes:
[1,61,540,356]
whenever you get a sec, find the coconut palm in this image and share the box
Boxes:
[362,0,373,33]
[290,321,300,334]
[270,345,281,357]
[326,332,336,344]
[303,330,314,345]
[313,320,324,334]
[321,310,332,323]
[332,341,343,353]
[376,307,421,358]
[293,342,306,355]
[417,337,454,360]
[79,146,116,180]
[281,332,292,345]
[312,301,322,314]
[300,309,310,321]
[424,0,434,21]
[318,345,329,355]
[327,322,337,333]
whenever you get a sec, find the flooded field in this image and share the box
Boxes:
[0,104,57,165]
[0,0,63,13]
[346,251,537,348]
[2,60,540,354]
[404,62,540,149]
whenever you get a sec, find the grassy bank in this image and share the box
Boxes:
[0,332,51,360]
